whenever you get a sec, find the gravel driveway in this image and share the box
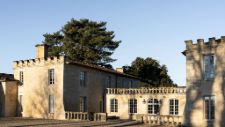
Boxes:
[0,117,177,127]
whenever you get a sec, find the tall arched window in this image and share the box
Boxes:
[110,99,118,113]
[148,98,159,114]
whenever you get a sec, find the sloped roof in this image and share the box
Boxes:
[66,59,141,80]
[0,73,17,82]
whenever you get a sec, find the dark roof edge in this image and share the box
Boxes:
[0,73,18,82]
[66,59,141,80]
[181,50,186,56]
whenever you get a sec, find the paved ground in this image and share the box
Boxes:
[0,117,177,127]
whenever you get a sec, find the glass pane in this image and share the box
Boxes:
[130,105,133,113]
[130,99,133,104]
[211,97,215,119]
[175,100,179,106]
[134,107,137,113]
[154,99,158,104]
[49,95,54,113]
[134,99,137,104]
[170,99,174,115]
[148,105,151,114]
[20,95,23,112]
[210,56,214,78]
[148,98,153,103]
[154,105,158,114]
[205,97,209,119]
[170,100,174,105]
[204,56,209,78]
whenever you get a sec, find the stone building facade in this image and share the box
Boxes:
[106,87,186,122]
[183,36,225,127]
[5,35,225,126]
[12,44,140,119]
[0,73,18,117]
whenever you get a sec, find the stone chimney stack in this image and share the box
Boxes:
[116,68,124,73]
[35,44,49,58]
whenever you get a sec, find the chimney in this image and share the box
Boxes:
[35,44,49,58]
[116,68,124,73]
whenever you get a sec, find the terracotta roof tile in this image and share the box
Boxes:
[66,59,141,79]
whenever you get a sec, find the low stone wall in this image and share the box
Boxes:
[136,114,183,126]
[94,113,107,121]
[65,111,107,121]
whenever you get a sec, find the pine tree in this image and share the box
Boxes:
[43,18,121,69]
[123,57,177,87]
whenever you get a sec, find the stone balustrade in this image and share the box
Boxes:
[65,111,89,120]
[65,111,107,121]
[136,114,182,126]
[94,113,107,121]
[106,87,186,94]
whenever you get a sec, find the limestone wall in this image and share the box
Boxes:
[0,81,18,117]
[13,56,65,119]
[63,64,140,113]
[0,82,6,117]
[106,88,186,120]
[184,36,225,127]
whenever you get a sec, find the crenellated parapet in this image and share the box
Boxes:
[13,55,65,68]
[185,36,225,51]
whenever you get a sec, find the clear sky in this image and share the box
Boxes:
[1,0,225,86]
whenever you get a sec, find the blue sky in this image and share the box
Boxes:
[1,0,225,86]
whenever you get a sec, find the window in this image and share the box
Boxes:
[204,96,215,121]
[80,71,86,87]
[20,71,23,85]
[80,97,87,112]
[148,98,159,115]
[170,99,179,115]
[49,95,54,113]
[20,95,23,112]
[129,80,132,88]
[129,99,137,114]
[204,55,214,79]
[49,69,54,85]
[107,76,111,88]
[100,101,102,113]
[122,79,124,88]
[110,99,118,113]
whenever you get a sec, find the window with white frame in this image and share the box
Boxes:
[80,71,86,87]
[129,80,132,88]
[80,97,87,112]
[170,99,179,115]
[204,55,214,79]
[49,69,54,85]
[107,76,111,88]
[20,95,23,112]
[110,99,118,113]
[122,79,124,88]
[49,95,54,113]
[204,96,215,120]
[148,98,159,115]
[20,71,23,85]
[129,99,137,114]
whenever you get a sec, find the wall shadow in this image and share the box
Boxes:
[184,41,225,127]
[0,82,5,117]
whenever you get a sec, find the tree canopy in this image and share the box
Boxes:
[123,57,177,87]
[42,18,121,69]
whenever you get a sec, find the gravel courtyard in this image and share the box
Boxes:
[0,117,178,127]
